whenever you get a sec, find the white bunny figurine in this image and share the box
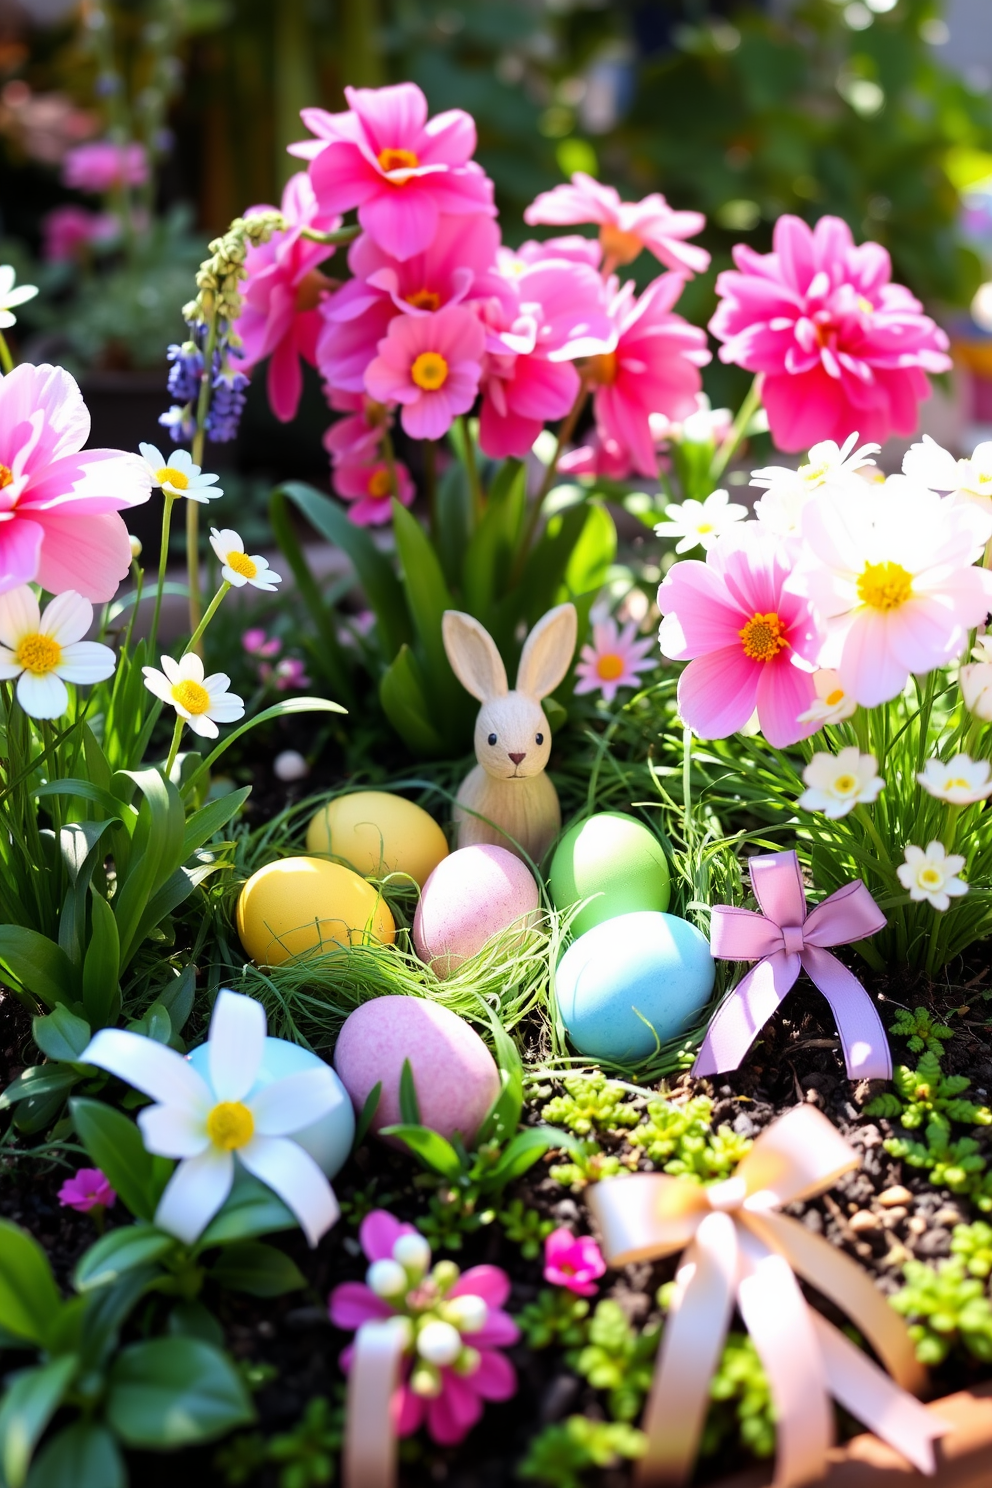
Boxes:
[442,603,577,864]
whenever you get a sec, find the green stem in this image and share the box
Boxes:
[149,493,176,658]
[381,427,401,501]
[163,715,185,780]
[512,380,590,582]
[459,418,483,525]
[187,581,231,657]
[188,318,221,644]
[0,331,13,374]
[298,224,363,246]
[425,438,438,539]
[709,375,763,485]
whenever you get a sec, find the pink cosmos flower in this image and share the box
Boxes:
[364,304,486,440]
[329,1209,518,1447]
[525,173,710,277]
[296,83,495,262]
[709,215,951,452]
[232,173,342,422]
[41,205,117,262]
[574,616,656,703]
[585,276,710,478]
[62,140,148,193]
[543,1228,606,1297]
[658,522,821,748]
[58,1167,116,1213]
[0,363,151,602]
[332,455,415,525]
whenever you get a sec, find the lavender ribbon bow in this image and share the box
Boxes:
[693,850,890,1083]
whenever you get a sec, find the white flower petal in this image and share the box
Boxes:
[0,586,40,649]
[249,1066,343,1137]
[185,713,219,737]
[40,591,92,646]
[154,1146,234,1244]
[238,1134,339,1246]
[82,1028,213,1112]
[142,667,174,703]
[221,565,249,588]
[139,442,166,470]
[138,1102,210,1159]
[203,694,245,723]
[207,990,266,1102]
[175,652,205,683]
[56,641,116,684]
[16,670,68,719]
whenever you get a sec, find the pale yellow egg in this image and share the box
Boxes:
[305,791,449,889]
[236,856,395,966]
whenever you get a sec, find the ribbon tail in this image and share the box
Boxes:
[693,953,800,1080]
[343,1319,408,1488]
[635,1212,738,1487]
[811,1312,951,1475]
[800,945,892,1080]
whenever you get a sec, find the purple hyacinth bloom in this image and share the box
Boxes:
[159,403,196,443]
[166,341,204,404]
[206,368,249,443]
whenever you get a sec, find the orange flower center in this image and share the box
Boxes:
[825,688,845,706]
[596,653,625,681]
[367,467,393,499]
[0,464,12,490]
[378,147,419,174]
[295,268,333,312]
[739,611,787,662]
[584,352,618,386]
[411,351,448,391]
[599,222,642,267]
[405,288,441,311]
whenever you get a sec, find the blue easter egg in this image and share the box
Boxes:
[555,910,715,1064]
[188,1036,354,1178]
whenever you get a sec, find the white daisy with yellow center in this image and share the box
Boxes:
[903,434,992,508]
[796,668,857,727]
[0,264,38,330]
[138,442,223,503]
[142,651,244,739]
[752,432,879,536]
[917,753,992,806]
[209,528,283,592]
[797,746,884,820]
[897,842,968,913]
[0,586,116,718]
[654,489,747,554]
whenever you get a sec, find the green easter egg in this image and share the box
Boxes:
[550,812,671,938]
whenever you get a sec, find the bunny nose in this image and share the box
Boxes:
[508,752,526,765]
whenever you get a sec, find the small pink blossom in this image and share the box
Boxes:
[365,304,485,440]
[525,173,709,277]
[58,1167,116,1213]
[543,1228,606,1297]
[500,236,604,273]
[574,617,655,703]
[41,205,117,262]
[242,628,281,659]
[62,140,148,193]
[710,215,951,452]
[559,431,633,481]
[322,392,389,463]
[332,455,415,525]
[261,656,312,691]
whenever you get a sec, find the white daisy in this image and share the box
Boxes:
[796,669,857,727]
[209,528,283,592]
[917,754,992,805]
[142,651,244,739]
[752,432,879,536]
[897,842,968,912]
[903,434,992,508]
[0,265,38,330]
[138,443,223,503]
[654,489,747,554]
[0,587,115,718]
[797,746,884,820]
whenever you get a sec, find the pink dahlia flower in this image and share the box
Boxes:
[329,1209,518,1447]
[586,276,710,479]
[296,83,495,262]
[543,1228,607,1297]
[58,1167,116,1213]
[41,205,117,262]
[0,363,151,601]
[63,140,148,193]
[365,304,485,440]
[232,172,342,422]
[524,173,709,277]
[658,523,820,748]
[710,215,951,452]
[574,616,655,703]
[332,454,415,525]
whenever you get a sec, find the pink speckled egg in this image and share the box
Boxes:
[413,844,539,979]
[334,997,500,1145]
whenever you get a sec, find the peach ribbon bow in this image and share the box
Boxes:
[588,1105,950,1488]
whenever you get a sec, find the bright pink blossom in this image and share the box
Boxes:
[543,1228,606,1296]
[525,173,710,277]
[658,523,821,748]
[587,276,710,478]
[322,392,389,463]
[243,628,280,659]
[63,140,147,193]
[559,431,633,481]
[364,304,485,440]
[232,173,342,422]
[498,236,603,273]
[0,363,151,602]
[574,617,655,703]
[262,656,312,691]
[58,1167,116,1213]
[296,83,495,261]
[41,205,117,262]
[709,215,951,452]
[332,455,415,525]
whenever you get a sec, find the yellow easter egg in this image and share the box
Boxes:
[236,856,395,966]
[305,791,449,889]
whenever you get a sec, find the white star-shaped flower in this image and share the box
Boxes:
[209,528,282,591]
[797,746,884,819]
[138,443,223,502]
[654,489,747,554]
[897,842,968,912]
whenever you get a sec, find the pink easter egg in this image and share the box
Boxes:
[413,844,539,978]
[333,996,501,1145]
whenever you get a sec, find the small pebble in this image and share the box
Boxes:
[274,749,310,782]
[882,1241,911,1267]
[848,1210,879,1232]
[906,1216,928,1236]
[881,1207,908,1227]
[878,1185,913,1207]
[934,1206,964,1226]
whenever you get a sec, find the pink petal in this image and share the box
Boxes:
[755,658,818,748]
[359,1209,417,1261]
[328,1282,394,1329]
[451,1265,510,1309]
[426,1373,482,1445]
[471,1350,517,1402]
[32,510,132,603]
[471,1309,521,1349]
[676,646,762,739]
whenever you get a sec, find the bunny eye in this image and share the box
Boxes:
[535,733,544,745]
[487,732,498,746]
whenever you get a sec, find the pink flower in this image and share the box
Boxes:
[558,431,633,481]
[543,1228,606,1297]
[41,205,117,262]
[232,173,342,422]
[329,1209,518,1447]
[574,616,655,703]
[500,236,604,273]
[365,305,485,440]
[62,140,148,193]
[658,523,820,748]
[58,1167,116,1213]
[243,628,281,658]
[332,455,415,525]
[709,215,952,452]
[0,363,151,602]
[298,83,495,262]
[585,276,710,478]
[322,391,389,463]
[524,173,710,277]
[262,656,312,691]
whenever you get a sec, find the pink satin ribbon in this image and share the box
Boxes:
[588,1104,949,1488]
[343,1319,408,1488]
[693,849,891,1082]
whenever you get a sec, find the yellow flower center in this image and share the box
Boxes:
[738,611,787,662]
[599,222,643,266]
[584,351,618,386]
[411,352,449,391]
[857,560,913,611]
[596,653,625,682]
[0,464,12,490]
[857,295,874,315]
[15,633,61,675]
[406,288,441,311]
[157,465,189,492]
[367,467,393,499]
[919,867,943,888]
[206,1100,254,1150]
[825,688,845,706]
[378,147,419,174]
[226,550,258,579]
[797,461,829,488]
[946,778,971,792]
[171,678,211,715]
[697,522,714,534]
[833,774,857,794]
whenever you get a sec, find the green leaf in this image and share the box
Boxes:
[380,1124,464,1181]
[399,1059,421,1125]
[197,1169,295,1247]
[156,964,196,1035]
[352,1081,381,1152]
[483,1126,582,1191]
[476,1012,524,1145]
[166,1301,225,1347]
[0,1356,77,1488]
[73,1225,177,1293]
[81,892,120,1029]
[106,1337,254,1447]
[564,500,617,597]
[25,1422,125,1488]
[0,928,80,1010]
[0,1067,78,1113]
[209,1242,306,1297]
[181,786,251,860]
[112,768,185,968]
[434,460,472,588]
[379,646,448,757]
[391,501,462,711]
[462,459,526,620]
[69,1099,167,1222]
[181,698,346,802]
[31,1006,91,1064]
[0,1221,62,1347]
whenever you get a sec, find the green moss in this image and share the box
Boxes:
[518,1417,646,1487]
[891,1256,992,1365]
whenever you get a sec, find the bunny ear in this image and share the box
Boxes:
[442,610,509,702]
[516,603,577,700]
